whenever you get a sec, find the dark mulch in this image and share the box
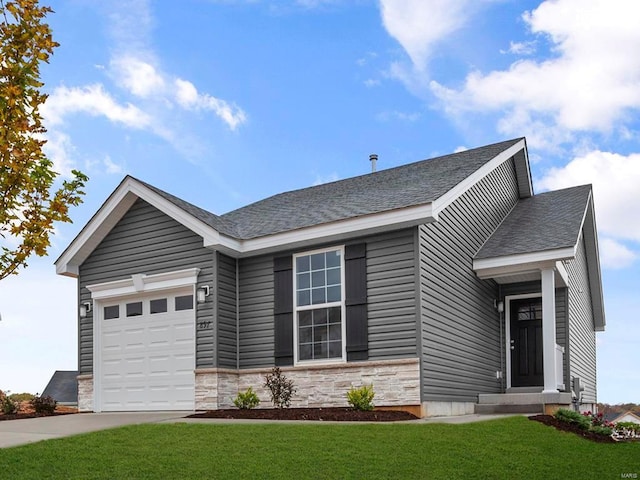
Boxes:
[529,415,616,443]
[188,407,418,422]
[0,411,76,422]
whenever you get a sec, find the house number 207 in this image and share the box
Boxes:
[197,321,212,329]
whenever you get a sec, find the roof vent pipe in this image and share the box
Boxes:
[369,154,378,173]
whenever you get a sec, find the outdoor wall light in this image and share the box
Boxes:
[79,302,92,318]
[197,286,211,304]
[497,301,504,313]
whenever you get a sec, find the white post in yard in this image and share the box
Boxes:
[541,268,558,393]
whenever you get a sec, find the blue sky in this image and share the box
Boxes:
[1,0,638,404]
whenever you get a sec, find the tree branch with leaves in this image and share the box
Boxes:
[0,0,87,280]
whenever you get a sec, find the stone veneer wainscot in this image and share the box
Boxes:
[195,358,420,411]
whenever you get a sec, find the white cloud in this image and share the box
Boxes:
[364,78,381,88]
[42,84,151,129]
[110,56,165,98]
[598,237,638,269]
[538,150,640,242]
[501,40,537,55]
[103,155,125,175]
[379,0,478,71]
[429,0,640,147]
[538,149,640,269]
[42,131,76,178]
[174,79,247,130]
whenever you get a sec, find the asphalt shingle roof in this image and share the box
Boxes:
[42,370,78,404]
[475,184,592,260]
[138,138,522,240]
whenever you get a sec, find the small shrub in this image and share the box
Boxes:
[264,367,296,409]
[9,392,35,403]
[31,394,57,414]
[0,390,19,415]
[554,408,591,430]
[590,425,613,436]
[233,387,260,409]
[347,384,375,411]
[615,421,640,434]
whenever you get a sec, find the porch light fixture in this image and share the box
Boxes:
[197,286,211,304]
[79,302,92,318]
[497,301,504,313]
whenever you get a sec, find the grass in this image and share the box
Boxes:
[0,416,637,479]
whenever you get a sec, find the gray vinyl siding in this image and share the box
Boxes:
[500,281,569,389]
[217,253,238,369]
[565,235,597,403]
[236,230,418,368]
[419,158,520,403]
[238,255,275,368]
[77,199,215,374]
[366,229,418,360]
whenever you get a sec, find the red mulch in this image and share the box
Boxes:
[188,407,418,422]
[529,415,616,443]
[0,402,78,422]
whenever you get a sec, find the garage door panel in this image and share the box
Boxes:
[98,289,195,411]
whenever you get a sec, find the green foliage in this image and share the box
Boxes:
[590,425,613,436]
[616,421,640,433]
[264,367,296,409]
[31,392,56,414]
[554,408,591,431]
[233,387,260,410]
[9,392,34,402]
[0,389,19,414]
[0,0,88,280]
[346,384,375,411]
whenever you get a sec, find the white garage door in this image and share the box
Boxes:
[98,288,196,411]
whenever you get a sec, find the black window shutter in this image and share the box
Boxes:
[345,243,368,361]
[273,256,294,366]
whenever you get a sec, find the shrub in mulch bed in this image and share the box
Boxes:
[529,415,616,443]
[188,407,418,422]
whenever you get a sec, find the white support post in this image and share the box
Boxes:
[541,268,558,393]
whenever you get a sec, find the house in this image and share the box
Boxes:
[55,138,605,417]
[607,411,640,425]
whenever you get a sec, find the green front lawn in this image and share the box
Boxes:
[0,416,637,479]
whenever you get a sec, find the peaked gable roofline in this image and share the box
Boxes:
[55,138,529,277]
[473,186,605,331]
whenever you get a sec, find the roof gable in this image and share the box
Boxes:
[475,185,592,260]
[56,138,528,275]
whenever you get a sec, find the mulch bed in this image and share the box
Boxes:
[0,411,77,422]
[188,407,418,422]
[529,414,616,443]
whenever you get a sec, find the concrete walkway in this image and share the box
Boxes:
[0,412,189,449]
[0,412,524,449]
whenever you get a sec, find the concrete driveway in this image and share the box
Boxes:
[0,412,190,449]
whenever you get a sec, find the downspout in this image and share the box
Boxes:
[499,285,505,392]
[236,258,240,371]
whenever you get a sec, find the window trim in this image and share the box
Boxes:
[292,246,346,366]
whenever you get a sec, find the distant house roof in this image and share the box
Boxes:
[609,411,640,424]
[42,370,78,405]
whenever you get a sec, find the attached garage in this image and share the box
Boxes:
[88,269,199,412]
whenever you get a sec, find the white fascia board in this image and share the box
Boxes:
[87,268,200,300]
[473,247,576,278]
[208,203,437,257]
[432,139,526,215]
[55,177,220,277]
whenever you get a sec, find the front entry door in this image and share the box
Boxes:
[510,298,543,387]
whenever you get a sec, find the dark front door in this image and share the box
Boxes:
[510,298,543,387]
